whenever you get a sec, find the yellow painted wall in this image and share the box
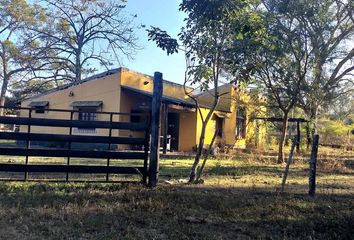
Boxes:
[224,86,267,149]
[120,68,191,100]
[19,68,267,152]
[196,108,217,146]
[117,89,151,150]
[19,68,196,151]
[195,85,267,150]
[20,72,122,137]
[178,111,197,152]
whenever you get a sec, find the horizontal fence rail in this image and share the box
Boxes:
[0,148,146,159]
[0,116,148,131]
[0,164,145,175]
[0,106,151,183]
[0,132,146,145]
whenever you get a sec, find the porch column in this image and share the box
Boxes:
[162,103,169,154]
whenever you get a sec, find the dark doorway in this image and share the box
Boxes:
[168,112,180,151]
[215,117,224,137]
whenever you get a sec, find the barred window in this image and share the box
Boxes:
[78,109,97,121]
[76,107,98,132]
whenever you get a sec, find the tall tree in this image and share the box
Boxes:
[293,0,354,134]
[0,0,48,116]
[253,0,310,163]
[36,0,139,83]
[148,0,263,182]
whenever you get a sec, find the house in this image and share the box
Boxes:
[20,67,266,152]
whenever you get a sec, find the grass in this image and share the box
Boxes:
[0,148,352,239]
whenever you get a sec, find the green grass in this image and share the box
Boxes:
[0,151,352,239]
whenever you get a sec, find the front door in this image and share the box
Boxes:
[168,112,180,151]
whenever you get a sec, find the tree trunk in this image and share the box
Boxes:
[195,129,218,183]
[281,136,296,191]
[312,106,319,134]
[75,47,82,82]
[0,76,9,117]
[277,111,289,164]
[189,123,207,183]
[305,122,312,149]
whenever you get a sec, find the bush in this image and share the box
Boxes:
[318,119,353,146]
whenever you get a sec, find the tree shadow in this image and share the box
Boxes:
[0,183,353,239]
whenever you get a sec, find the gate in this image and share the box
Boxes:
[0,106,151,183]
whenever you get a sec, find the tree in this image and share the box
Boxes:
[148,0,263,182]
[36,0,139,83]
[260,0,354,147]
[252,0,310,163]
[293,0,354,135]
[0,0,48,116]
[9,79,56,103]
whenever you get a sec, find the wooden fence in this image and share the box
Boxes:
[0,107,151,183]
[0,72,163,186]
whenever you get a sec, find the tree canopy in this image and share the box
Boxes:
[148,0,264,181]
[35,0,139,83]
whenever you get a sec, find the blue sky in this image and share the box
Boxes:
[123,0,186,84]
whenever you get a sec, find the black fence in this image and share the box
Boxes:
[0,106,151,183]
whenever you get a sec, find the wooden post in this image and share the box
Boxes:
[162,103,168,154]
[309,134,319,197]
[106,113,113,182]
[66,111,74,181]
[296,120,301,153]
[281,137,296,191]
[24,108,32,180]
[149,72,163,187]
[143,115,151,184]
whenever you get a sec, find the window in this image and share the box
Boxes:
[74,107,98,133]
[71,101,102,134]
[236,107,246,139]
[215,117,224,137]
[78,108,97,121]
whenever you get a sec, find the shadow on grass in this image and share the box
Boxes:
[161,164,311,178]
[0,183,353,239]
[344,160,354,170]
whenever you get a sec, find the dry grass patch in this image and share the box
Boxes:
[0,149,352,239]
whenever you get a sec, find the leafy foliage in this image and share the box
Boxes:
[148,0,264,181]
[318,119,354,145]
[147,27,179,55]
[0,0,49,115]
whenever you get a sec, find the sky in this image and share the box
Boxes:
[123,0,186,84]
